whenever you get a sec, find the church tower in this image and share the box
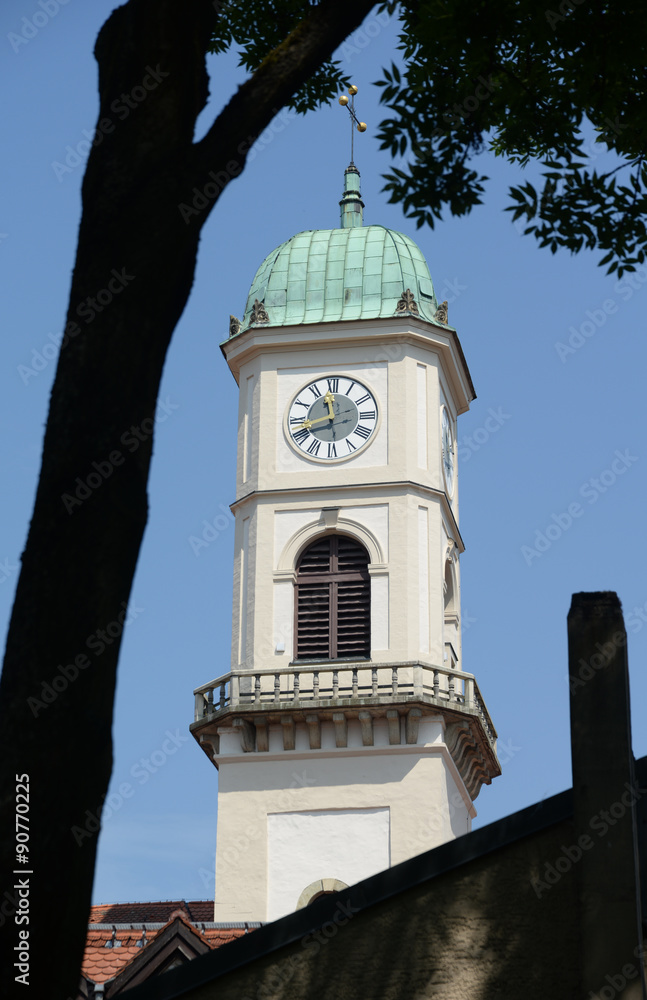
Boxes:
[191,163,500,923]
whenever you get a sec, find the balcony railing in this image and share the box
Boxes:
[193,659,497,751]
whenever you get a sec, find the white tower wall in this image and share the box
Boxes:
[214,723,473,922]
[191,226,499,925]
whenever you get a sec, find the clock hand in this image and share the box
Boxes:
[323,391,335,420]
[297,413,334,430]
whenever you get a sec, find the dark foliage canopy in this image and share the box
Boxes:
[375,0,647,274]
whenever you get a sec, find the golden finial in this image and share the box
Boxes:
[338,85,367,163]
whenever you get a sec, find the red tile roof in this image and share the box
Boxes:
[83,901,252,985]
[89,900,215,925]
[83,929,147,984]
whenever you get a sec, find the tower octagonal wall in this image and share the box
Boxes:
[230,491,455,671]
[214,741,474,923]
[193,166,499,926]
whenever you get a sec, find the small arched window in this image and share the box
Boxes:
[444,560,455,615]
[295,535,370,661]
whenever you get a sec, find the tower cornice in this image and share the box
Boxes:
[229,480,465,553]
[221,316,475,414]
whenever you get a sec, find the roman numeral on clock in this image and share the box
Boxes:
[293,428,309,444]
[307,439,321,456]
[327,443,337,459]
[355,425,371,439]
[355,393,370,405]
[327,378,339,393]
[309,384,322,398]
[359,410,375,421]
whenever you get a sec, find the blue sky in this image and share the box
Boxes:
[2,2,647,905]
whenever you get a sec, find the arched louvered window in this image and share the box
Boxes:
[295,535,370,660]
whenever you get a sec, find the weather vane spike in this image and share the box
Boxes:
[338,85,367,165]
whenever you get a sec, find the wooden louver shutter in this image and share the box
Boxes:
[296,535,370,660]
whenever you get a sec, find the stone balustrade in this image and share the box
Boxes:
[193,659,497,752]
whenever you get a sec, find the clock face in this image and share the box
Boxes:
[287,376,379,461]
[441,407,455,495]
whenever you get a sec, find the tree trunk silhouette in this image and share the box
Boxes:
[0,1,375,996]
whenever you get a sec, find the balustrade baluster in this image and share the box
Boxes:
[372,668,378,697]
[448,673,455,701]
[254,675,261,704]
[433,670,440,697]
[207,688,214,713]
[293,672,300,702]
[392,667,398,697]
[313,671,320,699]
[352,668,358,697]
[332,670,339,698]
[219,684,225,709]
[274,673,281,702]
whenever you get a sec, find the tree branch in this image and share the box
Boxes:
[193,0,377,183]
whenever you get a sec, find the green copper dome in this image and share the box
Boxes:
[232,167,443,336]
[238,225,440,332]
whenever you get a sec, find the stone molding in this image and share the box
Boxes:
[295,879,350,910]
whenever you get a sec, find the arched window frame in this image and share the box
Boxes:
[294,533,371,662]
[296,879,349,909]
[444,558,456,616]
